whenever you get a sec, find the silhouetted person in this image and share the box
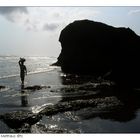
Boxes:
[19,58,27,85]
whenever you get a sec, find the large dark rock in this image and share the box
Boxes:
[56,19,140,87]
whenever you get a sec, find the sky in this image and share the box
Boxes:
[0,7,140,57]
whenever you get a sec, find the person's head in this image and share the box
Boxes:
[20,58,26,64]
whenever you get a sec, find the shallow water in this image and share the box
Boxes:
[0,71,62,114]
[36,106,140,133]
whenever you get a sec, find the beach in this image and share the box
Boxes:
[1,64,140,133]
[1,6,140,135]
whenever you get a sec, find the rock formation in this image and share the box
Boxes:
[56,19,140,87]
[24,85,50,91]
[0,86,5,90]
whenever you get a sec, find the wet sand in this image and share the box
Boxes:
[1,67,140,133]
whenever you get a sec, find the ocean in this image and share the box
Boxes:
[0,56,56,79]
[0,56,140,133]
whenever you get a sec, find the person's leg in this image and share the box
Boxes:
[21,74,24,85]
[21,80,24,85]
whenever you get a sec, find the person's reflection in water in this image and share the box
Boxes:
[21,84,28,107]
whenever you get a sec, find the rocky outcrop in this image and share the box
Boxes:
[1,111,42,129]
[24,85,50,91]
[56,19,140,87]
[0,86,6,90]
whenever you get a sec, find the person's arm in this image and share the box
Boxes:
[18,60,21,66]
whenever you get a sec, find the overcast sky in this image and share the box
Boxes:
[0,7,140,57]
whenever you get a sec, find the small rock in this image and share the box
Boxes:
[24,85,50,91]
[0,85,5,90]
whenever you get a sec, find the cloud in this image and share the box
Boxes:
[0,7,59,32]
[43,23,59,31]
[0,7,28,14]
[0,7,28,22]
[0,7,101,32]
[0,7,39,32]
[128,9,140,15]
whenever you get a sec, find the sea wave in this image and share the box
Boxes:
[0,66,57,79]
[0,55,57,80]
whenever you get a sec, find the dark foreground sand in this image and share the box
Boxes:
[1,67,140,133]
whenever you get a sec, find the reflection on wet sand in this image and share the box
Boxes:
[1,73,140,133]
[59,74,140,123]
[21,84,28,107]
